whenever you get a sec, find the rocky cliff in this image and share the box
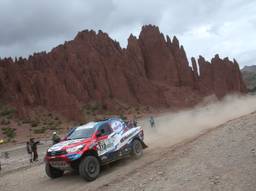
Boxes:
[0,25,247,120]
[241,65,256,91]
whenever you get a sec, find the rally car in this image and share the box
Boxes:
[45,118,147,181]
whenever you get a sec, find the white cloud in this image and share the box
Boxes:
[0,0,255,67]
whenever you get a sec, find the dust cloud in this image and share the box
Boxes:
[141,94,256,148]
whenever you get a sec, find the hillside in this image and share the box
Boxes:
[0,25,247,120]
[242,65,256,91]
[1,99,256,190]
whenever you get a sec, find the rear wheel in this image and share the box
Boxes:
[132,139,143,159]
[79,156,100,181]
[45,163,64,179]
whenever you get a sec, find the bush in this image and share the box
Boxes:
[1,127,16,142]
[22,118,31,124]
[119,114,127,121]
[0,107,16,117]
[6,114,13,119]
[1,118,10,125]
[31,120,39,127]
[33,127,46,134]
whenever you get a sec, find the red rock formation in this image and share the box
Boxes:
[0,25,247,120]
[196,54,247,97]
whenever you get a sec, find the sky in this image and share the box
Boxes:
[0,0,255,68]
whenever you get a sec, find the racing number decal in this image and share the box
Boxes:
[97,137,115,155]
[98,141,107,151]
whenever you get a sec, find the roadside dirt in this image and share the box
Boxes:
[1,95,256,190]
[98,112,256,191]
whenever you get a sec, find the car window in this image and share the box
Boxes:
[98,123,112,136]
[67,122,96,140]
[67,128,95,140]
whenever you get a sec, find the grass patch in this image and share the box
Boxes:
[30,120,39,127]
[1,127,16,142]
[1,118,10,125]
[22,118,31,124]
[33,127,46,134]
[0,104,16,118]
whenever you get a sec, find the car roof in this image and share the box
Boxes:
[76,122,97,130]
[73,118,124,131]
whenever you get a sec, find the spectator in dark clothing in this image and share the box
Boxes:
[26,141,33,163]
[149,116,155,128]
[30,138,40,161]
[133,117,138,127]
[52,132,61,145]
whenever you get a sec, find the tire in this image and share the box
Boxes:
[79,156,100,181]
[132,139,143,159]
[45,163,64,179]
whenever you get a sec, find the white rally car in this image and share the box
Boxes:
[45,118,147,181]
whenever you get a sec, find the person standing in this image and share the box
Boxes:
[149,116,155,128]
[52,132,61,145]
[26,141,33,163]
[30,138,40,161]
[133,117,138,127]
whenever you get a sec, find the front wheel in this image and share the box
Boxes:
[132,139,143,159]
[79,156,100,181]
[45,163,64,179]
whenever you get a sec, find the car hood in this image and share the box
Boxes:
[48,138,90,152]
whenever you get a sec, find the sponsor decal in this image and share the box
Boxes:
[120,128,140,143]
[111,120,123,133]
[97,137,115,156]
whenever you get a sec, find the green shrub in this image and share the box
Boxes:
[22,118,31,124]
[119,114,127,121]
[1,127,16,141]
[1,119,10,125]
[31,120,39,127]
[33,127,46,134]
[6,114,13,119]
[0,107,16,117]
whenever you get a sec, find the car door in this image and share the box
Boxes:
[96,123,115,156]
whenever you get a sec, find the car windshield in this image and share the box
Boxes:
[67,122,96,140]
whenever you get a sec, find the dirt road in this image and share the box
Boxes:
[1,95,256,191]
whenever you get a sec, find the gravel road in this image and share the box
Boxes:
[1,110,256,191]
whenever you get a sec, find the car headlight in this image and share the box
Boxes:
[66,145,85,153]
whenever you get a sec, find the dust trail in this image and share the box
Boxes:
[141,94,256,148]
